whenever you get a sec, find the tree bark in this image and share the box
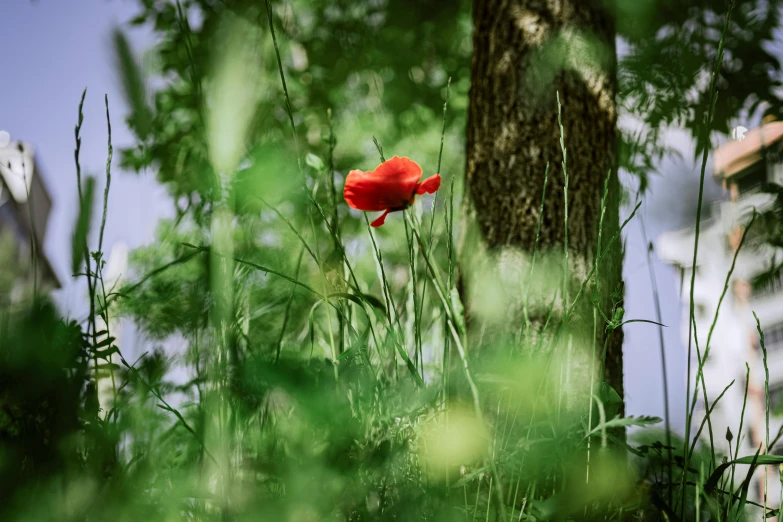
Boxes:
[463,0,623,401]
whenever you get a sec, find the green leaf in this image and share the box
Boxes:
[128,13,147,26]
[705,452,783,494]
[337,326,371,362]
[606,434,648,458]
[308,300,324,357]
[599,382,622,405]
[586,415,661,438]
[95,346,120,359]
[610,306,625,327]
[113,28,152,139]
[328,292,386,314]
[728,448,761,513]
[323,249,344,270]
[599,382,623,419]
[93,336,116,349]
[358,293,386,313]
[450,287,465,317]
[71,176,95,274]
[734,454,783,466]
[450,466,489,489]
[305,153,325,171]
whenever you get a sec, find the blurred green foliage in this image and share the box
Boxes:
[119,0,470,208]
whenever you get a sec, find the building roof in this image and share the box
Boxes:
[714,121,783,179]
[0,139,60,288]
[0,141,36,203]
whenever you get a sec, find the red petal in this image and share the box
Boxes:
[343,156,422,211]
[415,174,441,195]
[370,209,391,227]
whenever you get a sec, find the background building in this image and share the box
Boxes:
[0,134,60,304]
[659,119,783,502]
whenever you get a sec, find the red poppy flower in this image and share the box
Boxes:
[344,156,441,227]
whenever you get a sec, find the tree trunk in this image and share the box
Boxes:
[462,0,623,402]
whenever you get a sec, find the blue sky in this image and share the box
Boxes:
[1,0,735,431]
[0,0,173,312]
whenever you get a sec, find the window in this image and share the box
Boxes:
[762,322,783,350]
[769,383,783,415]
[771,160,783,186]
[735,163,767,196]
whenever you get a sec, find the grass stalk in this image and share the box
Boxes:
[404,210,507,519]
[363,213,421,384]
[264,0,300,173]
[586,169,611,485]
[444,83,458,407]
[265,0,342,369]
[98,94,113,256]
[429,77,451,247]
[639,210,673,502]
[365,139,425,384]
[403,216,422,375]
[72,89,101,383]
[275,247,304,362]
[419,78,451,380]
[556,92,569,312]
[688,379,735,457]
[98,94,116,417]
[755,311,770,514]
[522,163,550,339]
[549,201,642,351]
[681,2,735,515]
[684,210,756,484]
[729,363,750,501]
